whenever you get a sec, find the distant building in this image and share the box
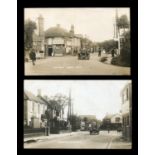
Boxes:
[102,113,122,130]
[79,115,97,131]
[121,82,132,141]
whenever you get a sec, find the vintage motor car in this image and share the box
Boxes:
[89,122,100,135]
[78,49,90,60]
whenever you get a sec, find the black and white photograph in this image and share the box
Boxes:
[24,80,132,149]
[24,8,130,75]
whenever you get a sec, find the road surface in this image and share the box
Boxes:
[25,53,130,75]
[24,131,131,149]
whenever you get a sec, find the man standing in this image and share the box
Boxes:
[111,48,115,58]
[98,48,101,57]
[29,49,36,65]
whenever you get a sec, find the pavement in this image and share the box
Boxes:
[24,131,132,149]
[25,53,130,75]
[24,131,79,143]
[103,54,113,64]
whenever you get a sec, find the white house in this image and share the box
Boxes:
[24,90,47,128]
[44,24,81,56]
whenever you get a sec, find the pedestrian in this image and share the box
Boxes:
[111,48,115,58]
[67,121,72,135]
[29,49,36,65]
[98,48,101,57]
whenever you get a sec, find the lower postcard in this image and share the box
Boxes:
[23,80,132,149]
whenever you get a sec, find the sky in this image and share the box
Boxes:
[24,80,131,120]
[24,8,130,42]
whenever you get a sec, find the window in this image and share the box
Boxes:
[126,88,129,100]
[123,88,129,102]
[38,104,40,114]
[115,117,120,123]
[126,116,129,125]
[123,116,129,126]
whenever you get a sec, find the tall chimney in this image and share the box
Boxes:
[38,15,44,37]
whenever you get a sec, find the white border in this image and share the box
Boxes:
[0,0,17,155]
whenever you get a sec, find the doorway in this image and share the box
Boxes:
[48,48,53,56]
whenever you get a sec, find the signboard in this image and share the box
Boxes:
[53,38,64,44]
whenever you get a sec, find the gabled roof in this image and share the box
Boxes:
[24,90,46,104]
[37,95,49,105]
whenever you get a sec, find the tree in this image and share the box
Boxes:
[44,94,69,133]
[120,30,130,66]
[24,19,37,50]
[117,15,129,29]
[98,40,118,53]
[83,117,88,123]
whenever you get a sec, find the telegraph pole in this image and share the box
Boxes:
[114,8,120,55]
[68,89,72,122]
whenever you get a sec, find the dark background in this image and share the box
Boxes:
[17,0,138,154]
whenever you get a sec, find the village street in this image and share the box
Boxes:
[24,130,131,149]
[25,53,130,75]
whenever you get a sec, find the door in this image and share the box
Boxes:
[48,48,53,56]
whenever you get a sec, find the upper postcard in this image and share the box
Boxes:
[24,8,130,75]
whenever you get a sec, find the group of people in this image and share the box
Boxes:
[98,47,118,57]
[28,47,118,66]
